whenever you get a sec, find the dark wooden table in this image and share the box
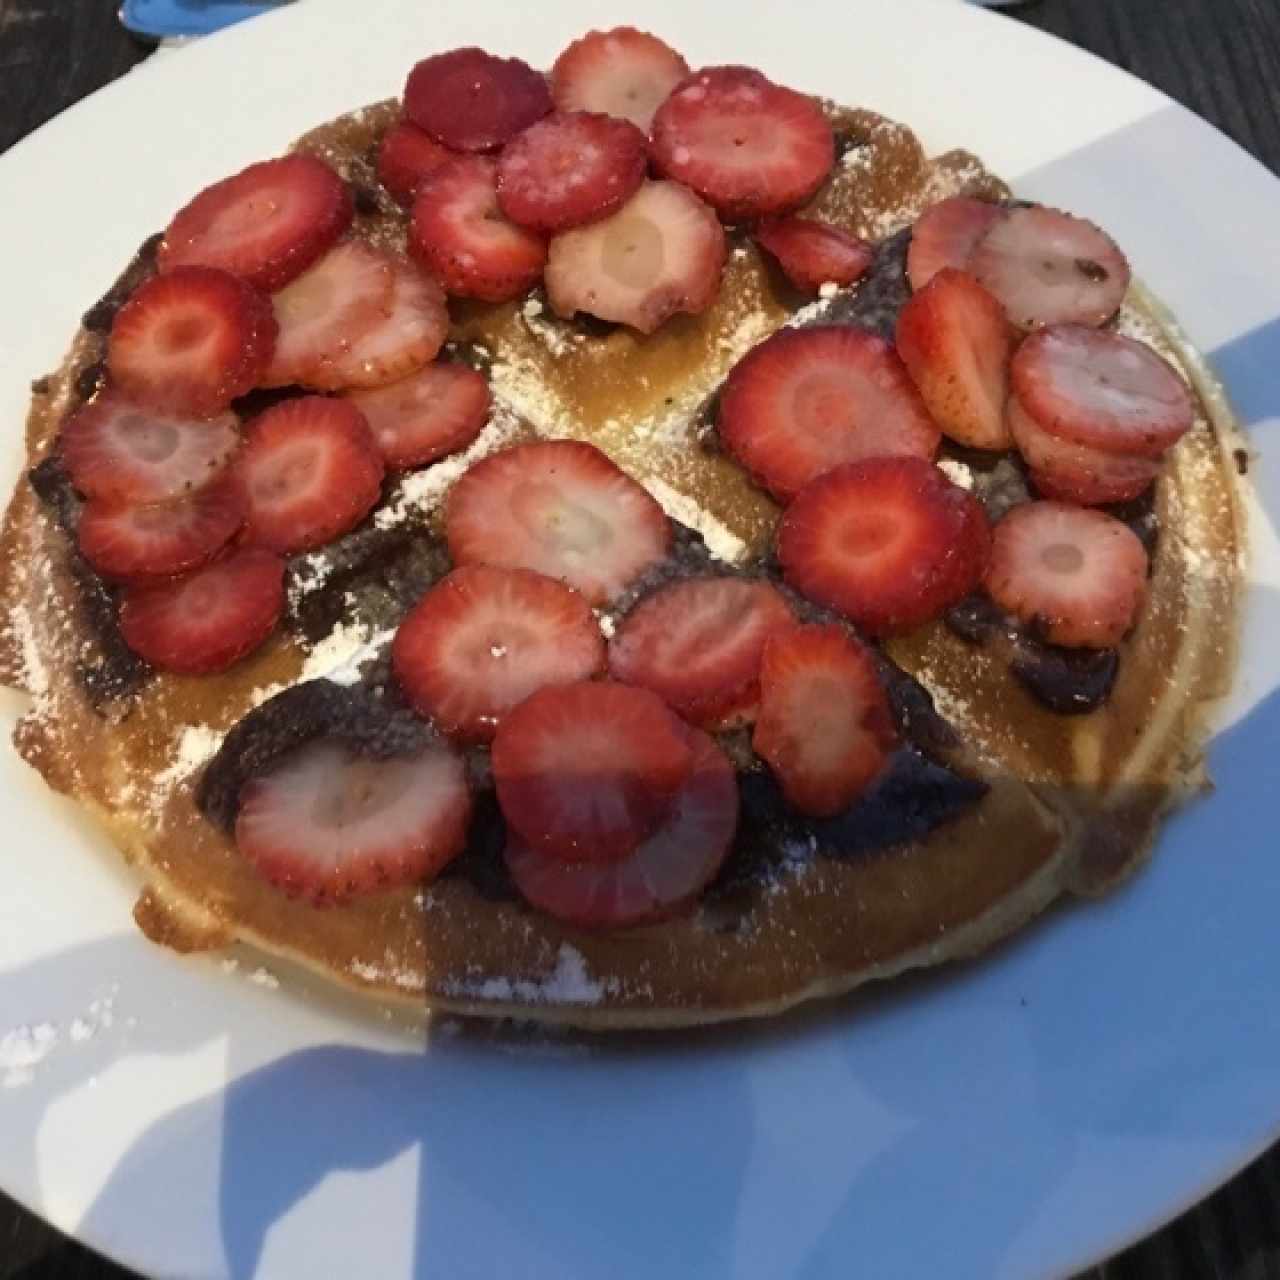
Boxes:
[1,1,1278,1276]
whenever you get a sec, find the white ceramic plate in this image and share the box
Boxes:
[2,1,1278,1276]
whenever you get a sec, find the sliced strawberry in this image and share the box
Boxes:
[236,397,384,553]
[496,111,647,233]
[505,725,737,928]
[906,197,1007,293]
[754,217,873,294]
[492,680,694,864]
[1011,324,1194,458]
[1008,395,1161,506]
[550,27,690,132]
[984,501,1149,648]
[896,268,1014,451]
[262,240,395,389]
[544,179,726,333]
[409,156,547,303]
[236,740,471,904]
[107,267,275,417]
[377,120,455,208]
[753,624,896,817]
[159,153,352,292]
[650,66,834,222]
[343,361,490,470]
[778,456,989,636]
[970,206,1131,330]
[446,440,670,605]
[607,576,796,724]
[717,326,940,502]
[319,260,448,391]
[77,474,244,582]
[60,391,240,503]
[404,47,552,153]
[119,546,284,674]
[392,565,605,743]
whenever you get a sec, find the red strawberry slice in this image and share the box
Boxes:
[607,576,796,724]
[969,206,1131,330]
[717,326,940,502]
[778,456,989,636]
[77,475,244,582]
[752,624,897,817]
[236,397,384,553]
[895,268,1014,451]
[984,501,1149,648]
[377,120,455,208]
[505,725,737,928]
[650,66,835,222]
[492,680,694,863]
[544,180,726,333]
[496,111,647,233]
[392,565,605,743]
[319,260,449,391]
[446,440,670,605]
[343,361,490,470]
[60,391,240,504]
[263,240,395,389]
[906,197,1007,293]
[1008,395,1161,506]
[1011,324,1194,458]
[119,546,284,674]
[404,47,552,153]
[754,217,873,294]
[107,267,276,418]
[550,27,690,132]
[409,157,547,303]
[236,739,471,904]
[159,153,353,293]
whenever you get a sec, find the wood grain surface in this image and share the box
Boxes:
[1,1,1277,1277]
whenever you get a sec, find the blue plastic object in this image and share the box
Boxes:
[119,0,287,40]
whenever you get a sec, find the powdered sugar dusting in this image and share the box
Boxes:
[441,943,614,1005]
[644,476,747,564]
[150,724,224,803]
[1,1023,58,1088]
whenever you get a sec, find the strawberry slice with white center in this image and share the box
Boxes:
[778,456,990,636]
[906,197,1007,293]
[984,501,1149,648]
[392,564,605,742]
[107,266,276,417]
[1008,395,1161,506]
[77,475,244,582]
[717,326,940,502]
[235,739,471,904]
[550,27,690,132]
[969,206,1131,330]
[236,397,384,553]
[496,111,648,233]
[446,440,670,605]
[404,47,552,153]
[343,361,490,470]
[752,624,897,817]
[895,268,1014,451]
[754,217,873,294]
[410,156,547,303]
[544,180,726,333]
[650,66,835,221]
[119,546,284,674]
[60,391,240,503]
[492,680,694,864]
[1011,324,1194,458]
[377,119,455,208]
[262,240,395,389]
[318,259,449,391]
[607,576,796,725]
[159,153,353,292]
[505,725,738,928]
